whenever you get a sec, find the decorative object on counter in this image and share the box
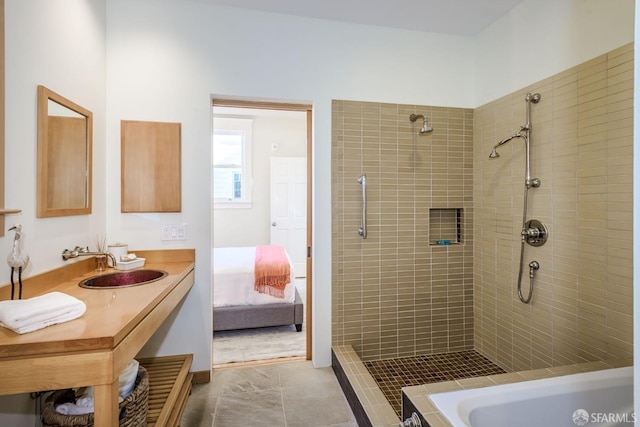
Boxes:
[6,224,29,300]
[95,254,107,272]
[107,242,128,267]
[42,364,149,427]
[115,254,145,271]
[0,291,86,334]
[94,235,107,272]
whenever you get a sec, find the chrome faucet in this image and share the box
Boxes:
[62,246,116,267]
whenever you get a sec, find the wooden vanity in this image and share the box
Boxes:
[0,249,195,427]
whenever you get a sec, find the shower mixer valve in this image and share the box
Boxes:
[522,219,548,247]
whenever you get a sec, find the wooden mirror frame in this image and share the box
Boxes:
[36,85,93,217]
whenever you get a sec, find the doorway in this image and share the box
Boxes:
[211,99,312,366]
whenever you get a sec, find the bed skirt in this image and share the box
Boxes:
[213,288,304,332]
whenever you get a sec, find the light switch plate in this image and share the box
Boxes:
[161,224,187,241]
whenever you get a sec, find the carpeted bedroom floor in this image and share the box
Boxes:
[212,279,306,365]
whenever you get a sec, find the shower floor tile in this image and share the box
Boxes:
[364,350,506,416]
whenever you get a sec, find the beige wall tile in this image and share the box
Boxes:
[473,43,634,371]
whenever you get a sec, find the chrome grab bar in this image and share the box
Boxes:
[357,174,367,239]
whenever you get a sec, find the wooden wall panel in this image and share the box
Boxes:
[121,120,181,212]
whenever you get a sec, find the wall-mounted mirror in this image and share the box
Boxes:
[37,85,92,217]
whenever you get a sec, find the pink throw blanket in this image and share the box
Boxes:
[254,245,291,298]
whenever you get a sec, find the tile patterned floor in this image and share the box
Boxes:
[364,350,507,416]
[181,360,358,427]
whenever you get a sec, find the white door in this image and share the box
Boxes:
[270,157,307,277]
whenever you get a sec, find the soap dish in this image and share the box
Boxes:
[115,257,146,271]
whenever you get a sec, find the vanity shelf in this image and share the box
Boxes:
[139,354,193,427]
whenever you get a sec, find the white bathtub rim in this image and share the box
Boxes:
[428,366,633,427]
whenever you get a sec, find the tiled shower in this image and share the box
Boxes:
[331,42,634,423]
[331,101,475,361]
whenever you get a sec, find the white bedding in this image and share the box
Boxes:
[213,246,296,307]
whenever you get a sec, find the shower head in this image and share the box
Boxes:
[410,114,433,134]
[420,121,433,134]
[489,147,500,158]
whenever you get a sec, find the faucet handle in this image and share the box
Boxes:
[62,247,79,260]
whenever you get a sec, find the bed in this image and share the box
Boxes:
[212,246,304,332]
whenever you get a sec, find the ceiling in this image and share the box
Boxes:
[194,0,528,36]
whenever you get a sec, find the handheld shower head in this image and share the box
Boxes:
[488,134,521,159]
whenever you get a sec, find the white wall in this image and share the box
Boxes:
[1,1,106,424]
[213,111,307,247]
[475,0,635,106]
[3,0,107,278]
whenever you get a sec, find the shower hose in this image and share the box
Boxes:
[517,187,534,304]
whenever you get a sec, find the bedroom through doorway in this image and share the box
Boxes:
[211,99,312,367]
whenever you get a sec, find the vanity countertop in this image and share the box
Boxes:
[0,251,194,358]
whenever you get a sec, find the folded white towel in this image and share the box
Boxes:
[72,394,123,410]
[55,402,94,415]
[57,359,135,416]
[0,292,86,334]
[75,395,93,408]
[57,395,123,415]
[119,359,139,398]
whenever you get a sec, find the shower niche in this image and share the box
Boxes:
[429,208,462,245]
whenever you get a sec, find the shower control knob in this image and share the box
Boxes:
[523,219,549,247]
[524,228,542,238]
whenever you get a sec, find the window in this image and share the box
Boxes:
[213,117,253,208]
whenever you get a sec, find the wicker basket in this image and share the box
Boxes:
[41,365,149,427]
